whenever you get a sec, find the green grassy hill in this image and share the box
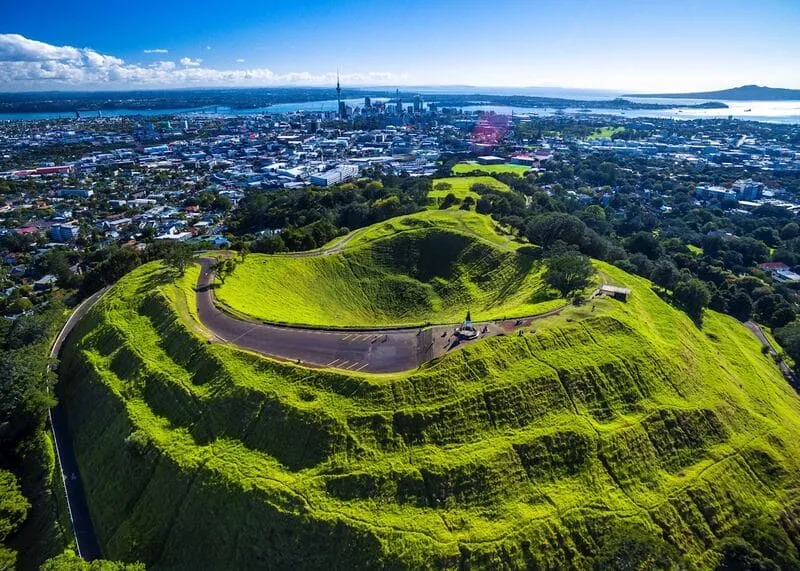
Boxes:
[215,210,561,327]
[428,175,510,206]
[58,251,800,568]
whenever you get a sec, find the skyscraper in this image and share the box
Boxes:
[337,71,346,119]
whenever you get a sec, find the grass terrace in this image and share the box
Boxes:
[58,252,800,569]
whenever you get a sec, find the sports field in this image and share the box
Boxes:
[452,162,531,176]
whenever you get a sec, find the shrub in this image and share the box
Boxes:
[124,430,150,456]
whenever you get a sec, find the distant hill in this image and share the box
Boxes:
[629,84,800,101]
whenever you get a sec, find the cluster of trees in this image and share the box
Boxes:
[0,304,61,567]
[0,302,139,568]
[232,173,431,251]
[79,241,203,297]
[458,157,800,330]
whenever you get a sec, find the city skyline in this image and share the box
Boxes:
[1,0,799,92]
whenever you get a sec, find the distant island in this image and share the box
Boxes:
[629,84,800,101]
[426,94,727,111]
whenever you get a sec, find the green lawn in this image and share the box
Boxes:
[451,162,531,176]
[586,126,625,140]
[217,211,560,327]
[428,175,510,207]
[57,250,800,569]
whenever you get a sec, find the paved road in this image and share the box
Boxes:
[197,257,570,373]
[745,320,798,387]
[49,288,107,561]
[271,229,359,259]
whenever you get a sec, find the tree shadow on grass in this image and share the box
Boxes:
[650,285,704,329]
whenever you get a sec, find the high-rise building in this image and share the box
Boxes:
[413,96,423,113]
[336,72,345,119]
[364,96,372,109]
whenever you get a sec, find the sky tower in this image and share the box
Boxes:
[336,71,345,120]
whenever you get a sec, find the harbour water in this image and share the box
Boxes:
[1,96,798,124]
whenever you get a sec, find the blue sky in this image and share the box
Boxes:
[1,0,799,91]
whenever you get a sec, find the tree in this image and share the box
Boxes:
[775,322,800,371]
[715,537,780,571]
[525,213,587,250]
[770,305,795,329]
[627,231,663,260]
[751,227,780,247]
[212,194,232,212]
[544,254,595,298]
[440,193,459,209]
[593,523,682,571]
[728,291,754,321]
[0,470,30,568]
[650,259,678,291]
[673,278,710,322]
[6,298,32,315]
[252,234,286,254]
[780,222,799,241]
[754,294,784,324]
[212,258,238,284]
[163,242,193,277]
[731,237,769,266]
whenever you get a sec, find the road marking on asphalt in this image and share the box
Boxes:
[326,359,341,367]
[229,325,258,344]
[354,363,369,372]
[341,334,354,341]
[338,360,351,369]
[346,361,363,370]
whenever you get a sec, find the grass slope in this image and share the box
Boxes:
[58,255,800,569]
[428,176,510,206]
[452,163,531,176]
[215,211,559,327]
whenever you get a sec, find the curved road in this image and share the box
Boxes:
[49,288,107,561]
[197,257,566,373]
[745,320,797,388]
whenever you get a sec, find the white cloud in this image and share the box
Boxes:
[179,57,203,67]
[0,34,82,63]
[143,48,168,54]
[236,58,245,63]
[0,33,401,90]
